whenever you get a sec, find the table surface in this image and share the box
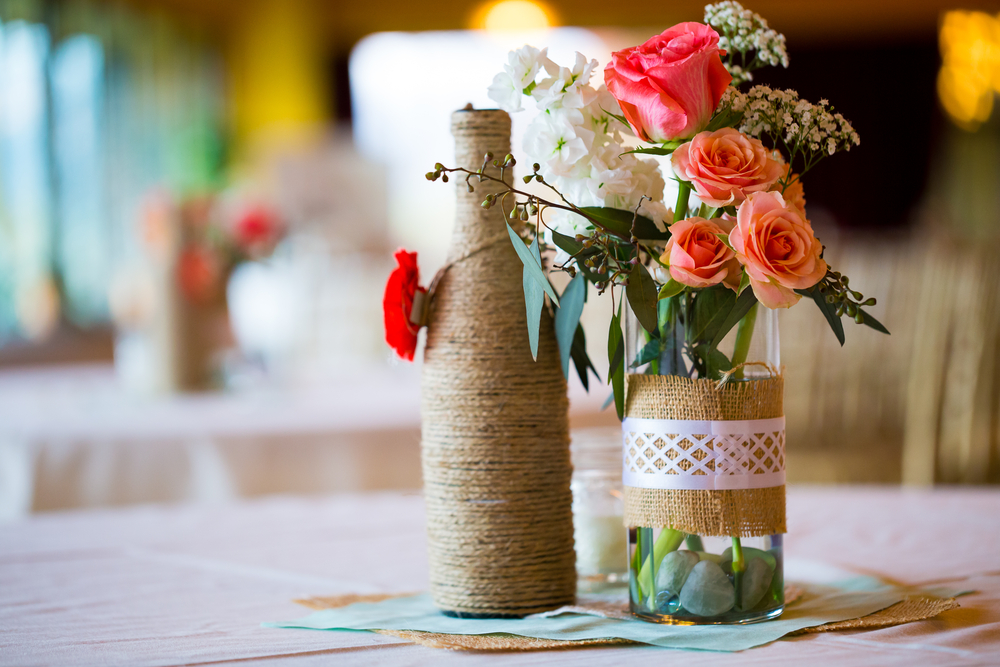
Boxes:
[2,487,998,666]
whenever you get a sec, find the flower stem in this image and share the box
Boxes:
[730,302,759,379]
[674,182,691,222]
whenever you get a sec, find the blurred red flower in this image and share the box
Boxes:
[233,205,282,254]
[383,249,426,361]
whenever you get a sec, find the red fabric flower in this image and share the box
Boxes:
[383,249,426,361]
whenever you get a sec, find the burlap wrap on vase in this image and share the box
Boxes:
[420,109,576,617]
[623,373,786,537]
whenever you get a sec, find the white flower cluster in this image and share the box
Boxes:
[704,1,788,84]
[487,46,670,261]
[721,85,859,167]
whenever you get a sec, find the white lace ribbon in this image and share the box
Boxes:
[622,416,786,491]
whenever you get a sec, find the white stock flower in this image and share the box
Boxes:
[531,52,600,111]
[523,111,594,177]
[488,72,524,112]
[487,45,552,112]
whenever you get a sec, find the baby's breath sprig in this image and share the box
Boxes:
[721,85,860,191]
[704,1,788,85]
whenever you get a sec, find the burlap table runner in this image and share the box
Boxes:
[293,590,959,651]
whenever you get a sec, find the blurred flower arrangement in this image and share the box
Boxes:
[174,194,285,305]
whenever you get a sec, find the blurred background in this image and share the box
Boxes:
[0,0,998,521]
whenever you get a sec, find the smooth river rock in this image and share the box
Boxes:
[655,550,700,598]
[679,561,736,617]
[739,557,776,611]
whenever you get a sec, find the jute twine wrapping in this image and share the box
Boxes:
[419,109,575,617]
[295,592,959,651]
[623,373,786,536]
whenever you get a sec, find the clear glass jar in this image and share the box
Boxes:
[624,294,783,624]
[570,430,628,591]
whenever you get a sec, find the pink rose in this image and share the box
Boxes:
[672,128,784,208]
[662,216,737,289]
[729,191,827,309]
[604,23,731,143]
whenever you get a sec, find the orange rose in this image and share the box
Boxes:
[729,191,826,309]
[672,128,783,208]
[661,216,737,289]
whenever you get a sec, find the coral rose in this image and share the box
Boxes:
[604,23,731,143]
[729,191,827,309]
[661,216,738,289]
[383,249,426,361]
[672,128,784,208]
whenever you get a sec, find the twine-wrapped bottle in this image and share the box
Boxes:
[420,108,576,617]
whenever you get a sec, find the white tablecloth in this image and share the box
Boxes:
[0,363,616,519]
[1,487,997,666]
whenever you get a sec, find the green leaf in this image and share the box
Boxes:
[658,278,685,300]
[522,238,545,361]
[691,344,733,380]
[578,206,670,241]
[506,223,559,306]
[570,324,599,390]
[737,269,751,296]
[795,287,845,346]
[630,338,661,369]
[707,108,745,132]
[554,274,586,377]
[858,308,890,335]
[626,263,658,333]
[710,287,759,348]
[689,284,738,345]
[714,233,735,252]
[608,300,625,420]
[620,146,674,156]
[658,296,689,377]
[601,106,631,128]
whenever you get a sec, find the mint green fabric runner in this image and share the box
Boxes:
[265,577,961,652]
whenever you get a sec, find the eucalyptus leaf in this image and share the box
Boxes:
[578,206,670,241]
[522,238,545,361]
[550,229,588,257]
[858,308,891,335]
[506,223,559,306]
[555,274,586,377]
[709,287,759,348]
[608,300,625,420]
[795,286,845,346]
[658,278,685,300]
[570,324,599,390]
[626,263,658,333]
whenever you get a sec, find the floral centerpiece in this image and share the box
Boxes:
[387,1,888,624]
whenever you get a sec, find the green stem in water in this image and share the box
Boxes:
[730,302,759,379]
[674,182,691,222]
[731,536,746,610]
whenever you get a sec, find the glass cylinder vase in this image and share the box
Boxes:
[623,295,785,624]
